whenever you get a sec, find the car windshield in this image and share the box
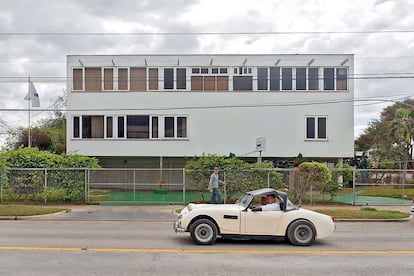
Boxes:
[236,193,253,209]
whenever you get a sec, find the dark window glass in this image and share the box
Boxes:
[192,68,200,74]
[106,117,113,138]
[176,68,186,89]
[336,68,347,90]
[296,68,306,90]
[212,68,218,74]
[270,67,280,91]
[219,68,228,74]
[233,76,253,91]
[201,68,209,74]
[257,68,268,90]
[152,117,158,138]
[117,117,124,138]
[309,68,319,90]
[127,116,149,138]
[306,117,315,139]
[324,68,334,90]
[73,117,80,138]
[282,68,292,90]
[318,117,327,139]
[177,117,187,138]
[165,117,175,138]
[164,68,174,89]
[82,116,91,138]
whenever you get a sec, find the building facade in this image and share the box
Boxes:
[66,54,354,167]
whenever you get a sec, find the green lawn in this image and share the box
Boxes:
[0,205,69,216]
[313,207,411,219]
[357,186,414,199]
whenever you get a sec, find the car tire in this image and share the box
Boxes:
[190,218,218,245]
[287,220,316,246]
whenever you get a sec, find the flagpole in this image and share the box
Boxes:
[28,76,31,148]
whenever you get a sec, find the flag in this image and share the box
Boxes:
[24,81,40,107]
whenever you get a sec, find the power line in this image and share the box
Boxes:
[0,30,414,36]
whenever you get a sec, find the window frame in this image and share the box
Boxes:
[305,115,328,141]
[117,67,130,91]
[72,67,84,91]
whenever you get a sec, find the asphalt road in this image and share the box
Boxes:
[0,206,413,275]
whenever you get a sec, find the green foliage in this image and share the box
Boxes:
[185,154,284,199]
[293,153,306,167]
[0,147,100,202]
[294,162,332,206]
[332,163,353,188]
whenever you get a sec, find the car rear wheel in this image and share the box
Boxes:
[287,220,316,246]
[190,219,218,245]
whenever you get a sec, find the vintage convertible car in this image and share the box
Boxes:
[174,188,335,246]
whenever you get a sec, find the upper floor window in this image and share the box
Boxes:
[282,68,292,90]
[324,67,347,91]
[164,68,186,90]
[73,68,84,91]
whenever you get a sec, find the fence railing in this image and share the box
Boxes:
[1,167,413,205]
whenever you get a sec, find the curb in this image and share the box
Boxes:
[0,210,69,220]
[333,215,412,222]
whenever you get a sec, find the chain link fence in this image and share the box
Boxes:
[1,167,413,205]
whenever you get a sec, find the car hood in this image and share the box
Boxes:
[187,203,242,212]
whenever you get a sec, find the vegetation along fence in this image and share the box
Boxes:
[0,167,413,205]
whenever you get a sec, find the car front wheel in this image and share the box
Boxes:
[190,218,218,245]
[287,220,316,246]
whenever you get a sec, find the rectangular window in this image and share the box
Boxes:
[318,117,327,139]
[85,68,101,91]
[324,68,334,90]
[233,76,252,91]
[296,68,306,90]
[177,117,187,138]
[164,68,174,89]
[130,67,146,91]
[204,76,216,91]
[117,117,125,138]
[152,116,158,139]
[118,68,129,90]
[257,68,268,90]
[336,68,347,90]
[211,68,219,74]
[217,76,228,91]
[176,68,186,89]
[73,68,83,91]
[82,116,104,138]
[200,68,209,74]
[308,68,319,90]
[282,68,292,90]
[191,76,203,91]
[103,68,113,91]
[219,68,228,74]
[306,116,327,140]
[73,116,80,138]
[164,117,175,138]
[149,68,159,90]
[192,68,200,74]
[127,116,149,139]
[106,117,113,138]
[270,67,280,91]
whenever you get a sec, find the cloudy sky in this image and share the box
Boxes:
[0,0,414,147]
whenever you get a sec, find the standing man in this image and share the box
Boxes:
[208,167,223,204]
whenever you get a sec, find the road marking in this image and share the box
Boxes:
[0,246,413,255]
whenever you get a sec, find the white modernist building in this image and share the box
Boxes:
[66,54,354,166]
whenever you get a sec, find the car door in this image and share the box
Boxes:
[241,209,282,235]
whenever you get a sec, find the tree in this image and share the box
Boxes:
[185,154,284,200]
[355,99,414,169]
[5,94,66,153]
[294,162,332,206]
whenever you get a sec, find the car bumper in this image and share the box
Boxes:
[173,219,185,233]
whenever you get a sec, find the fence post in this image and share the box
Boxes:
[84,168,88,203]
[44,169,48,204]
[133,169,136,201]
[352,167,356,205]
[182,168,186,205]
[223,171,227,204]
[0,169,3,203]
[267,171,270,188]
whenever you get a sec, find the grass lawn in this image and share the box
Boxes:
[0,205,69,216]
[356,186,414,199]
[313,207,411,219]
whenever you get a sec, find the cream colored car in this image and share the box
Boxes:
[174,188,335,246]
